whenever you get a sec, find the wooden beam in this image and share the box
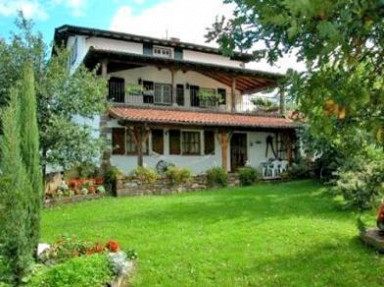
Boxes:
[216,129,232,173]
[129,125,150,167]
[231,78,237,112]
[279,84,286,117]
[170,68,177,106]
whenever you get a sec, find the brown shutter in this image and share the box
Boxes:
[204,131,215,155]
[112,128,125,155]
[152,129,164,154]
[169,130,181,155]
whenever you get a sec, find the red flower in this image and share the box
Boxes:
[106,240,120,252]
[377,203,384,222]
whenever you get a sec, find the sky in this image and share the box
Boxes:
[0,0,304,73]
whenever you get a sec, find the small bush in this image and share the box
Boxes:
[287,158,312,179]
[132,167,158,184]
[238,167,260,186]
[332,148,384,210]
[166,167,192,185]
[206,167,228,187]
[29,254,113,287]
[104,166,123,193]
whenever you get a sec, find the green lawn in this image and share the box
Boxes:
[41,180,384,287]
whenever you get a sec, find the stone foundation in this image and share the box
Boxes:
[360,228,384,252]
[116,174,240,197]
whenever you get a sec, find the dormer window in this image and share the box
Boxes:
[153,46,173,58]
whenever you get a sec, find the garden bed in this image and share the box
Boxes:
[44,194,107,208]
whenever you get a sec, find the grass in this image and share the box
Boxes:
[41,180,384,286]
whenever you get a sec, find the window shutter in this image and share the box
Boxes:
[169,130,181,155]
[176,84,184,106]
[204,131,215,155]
[112,128,125,155]
[152,129,164,154]
[108,77,125,103]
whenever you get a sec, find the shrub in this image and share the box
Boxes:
[287,158,312,179]
[331,147,384,210]
[206,167,228,187]
[166,167,192,185]
[104,166,123,193]
[238,167,260,186]
[29,254,113,287]
[131,167,158,184]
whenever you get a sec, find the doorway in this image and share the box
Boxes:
[230,133,247,172]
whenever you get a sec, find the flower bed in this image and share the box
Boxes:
[28,237,137,287]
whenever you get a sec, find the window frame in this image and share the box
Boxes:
[181,131,201,155]
[154,83,172,105]
[153,46,173,58]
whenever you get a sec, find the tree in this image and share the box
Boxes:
[0,92,33,284]
[206,0,384,152]
[18,63,43,257]
[0,14,107,176]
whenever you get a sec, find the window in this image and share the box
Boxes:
[176,84,184,106]
[126,131,137,155]
[204,131,215,155]
[182,131,201,155]
[169,130,181,155]
[112,128,125,155]
[190,85,200,107]
[217,88,227,105]
[108,77,125,103]
[112,128,149,155]
[143,80,154,104]
[154,83,172,105]
[153,46,172,58]
[152,129,164,154]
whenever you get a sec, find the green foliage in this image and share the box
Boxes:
[251,97,279,112]
[18,63,43,258]
[28,254,113,287]
[166,167,192,185]
[331,147,384,211]
[207,0,384,153]
[0,15,107,173]
[0,93,33,284]
[104,166,123,193]
[132,167,159,184]
[287,158,312,180]
[206,167,228,187]
[238,167,260,186]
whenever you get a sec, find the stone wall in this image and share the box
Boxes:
[116,174,240,197]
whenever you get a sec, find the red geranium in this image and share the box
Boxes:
[106,240,119,252]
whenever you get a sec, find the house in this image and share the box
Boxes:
[54,25,298,175]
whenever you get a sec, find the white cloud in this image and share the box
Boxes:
[0,0,48,20]
[51,0,86,17]
[110,0,305,73]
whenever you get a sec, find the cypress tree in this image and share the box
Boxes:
[19,63,43,256]
[0,91,33,284]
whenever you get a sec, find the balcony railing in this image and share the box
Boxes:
[109,92,263,114]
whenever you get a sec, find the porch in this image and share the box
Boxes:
[106,106,298,175]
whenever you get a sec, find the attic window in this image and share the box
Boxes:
[153,46,172,58]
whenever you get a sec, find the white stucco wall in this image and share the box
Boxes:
[107,120,279,175]
[86,37,143,55]
[183,50,243,68]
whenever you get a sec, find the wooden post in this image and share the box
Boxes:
[171,68,177,106]
[279,84,286,117]
[217,130,230,173]
[130,126,150,167]
[100,59,110,174]
[231,78,237,112]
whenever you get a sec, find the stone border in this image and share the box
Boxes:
[116,174,241,197]
[44,194,106,208]
[360,228,384,252]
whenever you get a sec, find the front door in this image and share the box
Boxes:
[230,133,247,172]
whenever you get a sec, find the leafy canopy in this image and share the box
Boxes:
[0,14,108,173]
[207,0,384,151]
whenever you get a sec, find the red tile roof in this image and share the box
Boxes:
[109,107,297,129]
